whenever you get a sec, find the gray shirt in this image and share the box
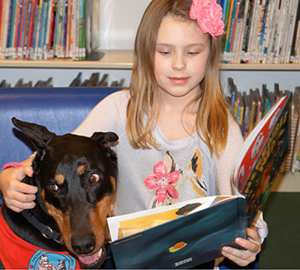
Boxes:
[74,90,244,216]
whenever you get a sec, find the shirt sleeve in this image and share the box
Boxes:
[215,115,244,195]
[73,90,128,137]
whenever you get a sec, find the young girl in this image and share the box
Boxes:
[0,0,267,268]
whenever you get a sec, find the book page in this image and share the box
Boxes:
[108,196,218,242]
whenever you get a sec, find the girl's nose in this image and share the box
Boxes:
[172,55,186,71]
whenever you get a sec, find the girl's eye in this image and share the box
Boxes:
[159,51,170,55]
[49,184,59,193]
[188,52,199,56]
[89,174,100,184]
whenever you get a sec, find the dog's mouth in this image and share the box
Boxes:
[77,247,106,269]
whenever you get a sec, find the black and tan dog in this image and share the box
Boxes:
[0,117,118,269]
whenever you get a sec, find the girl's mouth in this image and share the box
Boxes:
[169,77,189,85]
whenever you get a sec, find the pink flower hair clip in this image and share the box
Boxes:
[190,0,225,39]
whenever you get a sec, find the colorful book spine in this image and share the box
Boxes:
[29,2,39,59]
[23,0,31,58]
[71,0,77,59]
[26,0,36,59]
[47,0,55,58]
[5,0,13,58]
[62,0,68,58]
[226,0,238,56]
[56,0,63,57]
[44,0,53,59]
[81,0,85,60]
[33,0,43,59]
[37,0,47,59]
[17,0,27,59]
[14,0,23,59]
[7,0,16,59]
[0,0,6,58]
[74,0,79,60]
[13,0,21,58]
[53,0,60,57]
[78,0,83,60]
[228,0,240,62]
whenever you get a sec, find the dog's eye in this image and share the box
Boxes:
[89,174,100,184]
[49,184,59,193]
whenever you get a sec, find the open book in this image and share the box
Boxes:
[107,94,291,269]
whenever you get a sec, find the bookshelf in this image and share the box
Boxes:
[0,50,299,191]
[0,0,299,189]
[1,50,300,70]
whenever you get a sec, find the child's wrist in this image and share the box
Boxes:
[1,162,23,174]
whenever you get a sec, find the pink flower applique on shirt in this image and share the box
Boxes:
[144,161,180,204]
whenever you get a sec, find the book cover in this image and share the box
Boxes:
[109,196,247,269]
[108,94,292,269]
[232,93,291,225]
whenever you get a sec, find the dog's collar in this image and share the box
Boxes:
[21,209,64,245]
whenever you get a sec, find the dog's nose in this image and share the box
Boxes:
[71,233,96,254]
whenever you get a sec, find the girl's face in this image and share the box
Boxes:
[155,15,211,103]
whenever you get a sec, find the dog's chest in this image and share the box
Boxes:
[0,210,81,270]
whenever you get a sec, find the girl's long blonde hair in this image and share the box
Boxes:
[126,0,230,157]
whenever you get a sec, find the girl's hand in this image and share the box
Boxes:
[221,227,261,267]
[0,166,37,213]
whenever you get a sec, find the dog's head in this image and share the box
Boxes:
[12,117,118,269]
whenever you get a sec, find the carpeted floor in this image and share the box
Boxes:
[258,192,300,269]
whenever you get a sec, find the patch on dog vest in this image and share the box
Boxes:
[29,250,77,269]
[0,208,81,269]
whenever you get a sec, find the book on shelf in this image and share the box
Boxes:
[107,94,291,269]
[0,0,100,61]
[291,87,300,172]
[220,0,300,63]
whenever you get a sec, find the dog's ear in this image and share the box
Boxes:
[91,132,118,162]
[12,117,55,151]
[91,132,119,146]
